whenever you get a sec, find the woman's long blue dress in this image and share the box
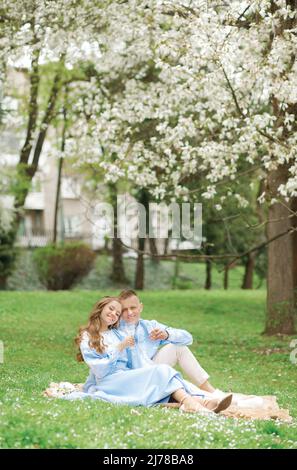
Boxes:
[63,329,203,406]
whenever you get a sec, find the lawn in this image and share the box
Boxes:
[0,290,296,449]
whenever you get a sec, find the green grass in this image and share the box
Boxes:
[0,290,296,449]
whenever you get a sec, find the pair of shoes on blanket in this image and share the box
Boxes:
[202,394,233,413]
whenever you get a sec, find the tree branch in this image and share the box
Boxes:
[119,227,296,262]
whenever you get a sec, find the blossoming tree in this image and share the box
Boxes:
[70,0,297,334]
[1,0,297,333]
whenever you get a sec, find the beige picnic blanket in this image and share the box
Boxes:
[43,382,292,422]
[220,393,292,422]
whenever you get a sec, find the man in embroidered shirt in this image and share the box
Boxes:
[118,289,222,395]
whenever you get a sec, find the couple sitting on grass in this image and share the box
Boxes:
[65,289,233,415]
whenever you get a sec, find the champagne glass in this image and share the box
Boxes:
[123,322,136,348]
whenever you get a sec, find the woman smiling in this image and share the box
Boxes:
[67,296,232,414]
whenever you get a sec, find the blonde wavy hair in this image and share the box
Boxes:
[75,296,121,362]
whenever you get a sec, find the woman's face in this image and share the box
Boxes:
[101,300,122,328]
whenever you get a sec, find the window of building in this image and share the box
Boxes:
[64,215,82,236]
[61,177,81,199]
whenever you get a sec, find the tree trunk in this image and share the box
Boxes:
[53,102,67,244]
[205,247,212,290]
[53,154,64,244]
[171,255,180,289]
[292,196,297,313]
[135,236,145,290]
[265,165,296,334]
[14,63,64,231]
[109,182,127,284]
[223,265,229,290]
[13,48,40,229]
[242,253,255,289]
[30,70,63,173]
[111,237,128,283]
[134,188,151,290]
[149,237,159,264]
[0,275,7,290]
[164,237,169,255]
[18,46,40,168]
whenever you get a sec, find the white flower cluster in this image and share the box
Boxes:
[2,0,297,204]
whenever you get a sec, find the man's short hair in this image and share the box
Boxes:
[118,289,138,300]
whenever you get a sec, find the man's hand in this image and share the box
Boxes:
[149,328,169,341]
[118,336,135,352]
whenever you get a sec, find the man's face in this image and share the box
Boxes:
[120,295,143,324]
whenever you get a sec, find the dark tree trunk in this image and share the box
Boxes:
[135,237,145,290]
[164,237,169,255]
[53,102,67,244]
[242,253,255,289]
[265,165,296,335]
[223,265,229,290]
[149,237,159,264]
[14,47,40,228]
[15,63,64,230]
[263,6,297,334]
[109,182,127,284]
[134,189,150,290]
[292,197,297,313]
[205,247,212,290]
[18,47,40,169]
[53,155,64,244]
[111,237,127,283]
[0,275,7,290]
[30,70,63,173]
[205,260,212,290]
[171,255,180,289]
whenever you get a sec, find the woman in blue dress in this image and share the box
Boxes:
[66,296,232,414]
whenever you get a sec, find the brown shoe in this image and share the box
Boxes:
[180,396,213,414]
[202,394,233,413]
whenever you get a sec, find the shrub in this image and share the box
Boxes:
[0,201,17,289]
[0,228,17,289]
[33,243,96,290]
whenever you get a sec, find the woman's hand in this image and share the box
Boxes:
[149,328,169,341]
[118,335,135,352]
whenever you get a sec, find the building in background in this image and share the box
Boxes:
[1,69,199,254]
